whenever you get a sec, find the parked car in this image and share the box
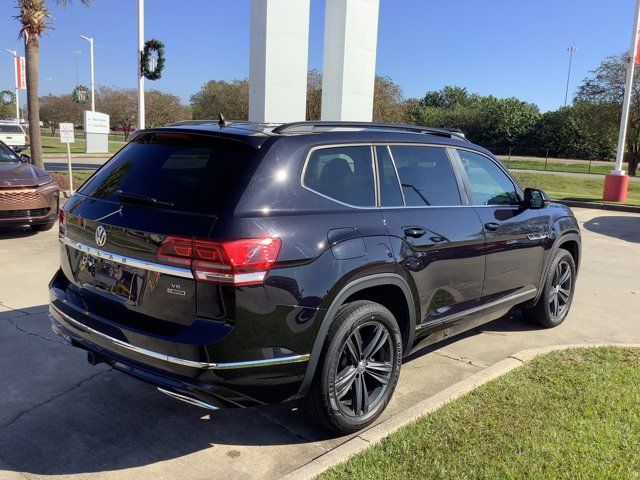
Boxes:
[49,121,581,433]
[0,121,28,152]
[0,140,59,231]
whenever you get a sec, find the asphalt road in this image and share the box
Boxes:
[44,156,108,171]
[0,208,639,479]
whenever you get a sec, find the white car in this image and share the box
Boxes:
[0,122,28,151]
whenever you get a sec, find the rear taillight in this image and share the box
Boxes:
[25,135,29,143]
[58,210,67,237]
[156,237,281,286]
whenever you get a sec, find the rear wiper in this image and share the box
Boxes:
[116,190,174,209]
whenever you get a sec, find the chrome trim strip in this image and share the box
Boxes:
[417,287,537,331]
[60,236,194,279]
[49,304,310,370]
[157,388,219,410]
[193,270,266,284]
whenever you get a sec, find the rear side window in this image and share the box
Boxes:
[376,146,404,207]
[390,146,461,206]
[303,145,375,207]
[78,133,256,214]
[0,125,24,134]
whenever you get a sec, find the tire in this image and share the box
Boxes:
[30,222,55,232]
[302,300,403,434]
[522,249,576,328]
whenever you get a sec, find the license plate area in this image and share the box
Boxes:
[76,251,147,304]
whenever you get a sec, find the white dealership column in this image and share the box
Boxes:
[249,0,310,123]
[321,0,380,121]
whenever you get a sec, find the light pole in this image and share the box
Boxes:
[45,76,53,95]
[79,36,95,111]
[73,50,82,86]
[137,0,145,129]
[564,46,577,107]
[3,48,20,121]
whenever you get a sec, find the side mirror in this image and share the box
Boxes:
[523,188,549,209]
[19,154,31,163]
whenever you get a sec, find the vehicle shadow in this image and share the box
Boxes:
[0,225,39,239]
[583,215,640,243]
[0,305,537,476]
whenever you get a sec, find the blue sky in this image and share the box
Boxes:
[0,0,634,112]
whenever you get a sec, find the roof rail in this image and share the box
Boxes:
[271,121,466,140]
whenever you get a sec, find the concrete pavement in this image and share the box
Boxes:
[0,208,639,480]
[44,156,108,171]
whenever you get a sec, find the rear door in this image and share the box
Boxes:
[59,132,257,331]
[453,148,549,312]
[378,144,486,338]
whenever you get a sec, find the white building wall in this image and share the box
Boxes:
[321,0,380,121]
[249,0,311,123]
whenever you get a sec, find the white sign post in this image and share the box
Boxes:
[83,111,110,153]
[59,123,75,195]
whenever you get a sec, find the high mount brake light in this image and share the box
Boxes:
[156,237,281,286]
[58,210,67,237]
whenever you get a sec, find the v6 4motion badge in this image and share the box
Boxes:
[167,283,186,296]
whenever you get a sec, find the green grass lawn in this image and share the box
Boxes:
[501,158,627,175]
[512,171,640,206]
[320,347,640,480]
[27,136,123,155]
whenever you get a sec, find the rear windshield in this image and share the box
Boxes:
[78,133,257,214]
[0,125,24,134]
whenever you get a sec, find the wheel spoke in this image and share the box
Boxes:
[360,375,369,414]
[558,264,571,285]
[558,287,570,302]
[353,373,363,415]
[552,294,559,316]
[366,360,392,373]
[363,326,389,360]
[336,366,357,399]
[353,329,364,358]
[345,337,360,363]
[365,367,390,386]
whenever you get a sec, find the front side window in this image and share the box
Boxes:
[458,149,519,206]
[303,145,375,207]
[0,142,19,164]
[390,146,461,206]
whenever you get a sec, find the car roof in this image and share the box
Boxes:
[132,120,488,154]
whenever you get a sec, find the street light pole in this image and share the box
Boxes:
[3,48,20,122]
[79,36,95,111]
[73,50,82,86]
[564,46,577,107]
[137,0,145,129]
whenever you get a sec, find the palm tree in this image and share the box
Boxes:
[15,0,90,170]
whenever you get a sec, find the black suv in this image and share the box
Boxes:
[50,121,580,433]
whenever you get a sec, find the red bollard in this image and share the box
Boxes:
[603,173,630,202]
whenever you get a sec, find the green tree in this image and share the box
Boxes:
[145,90,190,128]
[190,79,249,120]
[39,94,83,135]
[15,0,91,169]
[576,53,639,175]
[372,75,406,123]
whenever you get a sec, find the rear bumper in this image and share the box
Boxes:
[48,280,310,407]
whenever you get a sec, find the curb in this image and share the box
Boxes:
[43,154,111,159]
[555,199,640,214]
[280,342,640,480]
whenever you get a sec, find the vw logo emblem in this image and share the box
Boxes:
[95,226,107,247]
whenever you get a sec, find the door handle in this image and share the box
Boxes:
[484,222,500,232]
[404,227,427,238]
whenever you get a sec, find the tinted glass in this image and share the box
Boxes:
[0,142,19,164]
[458,150,519,205]
[78,133,256,214]
[376,146,403,207]
[0,125,23,134]
[303,145,375,207]
[390,146,461,206]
